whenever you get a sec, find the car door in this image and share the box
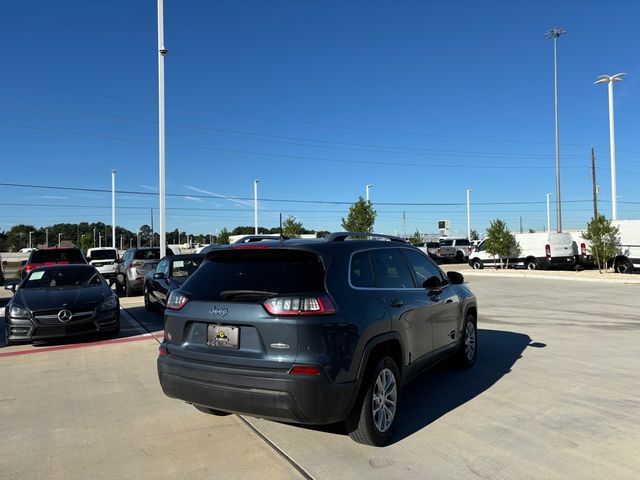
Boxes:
[370,248,433,364]
[408,252,462,351]
[152,259,170,305]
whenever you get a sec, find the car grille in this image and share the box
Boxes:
[32,308,96,325]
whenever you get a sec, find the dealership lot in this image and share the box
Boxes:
[1,276,639,480]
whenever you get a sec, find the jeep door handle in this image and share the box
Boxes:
[388,299,404,308]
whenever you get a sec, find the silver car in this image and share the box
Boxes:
[115,247,174,296]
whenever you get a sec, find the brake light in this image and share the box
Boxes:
[24,263,39,272]
[437,248,441,256]
[580,242,587,257]
[545,244,551,258]
[263,294,336,316]
[158,345,169,357]
[289,365,321,376]
[131,261,144,268]
[166,291,189,310]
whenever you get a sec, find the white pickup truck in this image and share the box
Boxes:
[438,238,472,263]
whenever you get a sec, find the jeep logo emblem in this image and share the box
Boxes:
[209,306,228,317]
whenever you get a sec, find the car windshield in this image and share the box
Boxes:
[90,250,117,260]
[30,249,84,264]
[171,257,203,277]
[23,267,102,289]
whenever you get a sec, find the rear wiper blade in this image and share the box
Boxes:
[220,290,278,300]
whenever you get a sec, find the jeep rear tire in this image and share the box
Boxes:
[345,355,400,447]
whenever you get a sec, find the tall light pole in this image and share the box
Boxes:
[45,228,49,247]
[157,0,168,258]
[546,192,553,232]
[29,231,34,249]
[253,179,260,235]
[545,27,566,232]
[58,233,62,246]
[366,184,374,202]
[595,73,626,221]
[111,170,117,249]
[466,189,474,241]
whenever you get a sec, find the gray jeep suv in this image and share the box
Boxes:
[157,233,477,446]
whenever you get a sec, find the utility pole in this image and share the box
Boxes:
[591,147,598,218]
[111,170,117,250]
[545,27,566,232]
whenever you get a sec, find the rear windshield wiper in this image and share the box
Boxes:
[220,290,278,300]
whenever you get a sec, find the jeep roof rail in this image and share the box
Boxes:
[232,235,290,244]
[326,232,408,243]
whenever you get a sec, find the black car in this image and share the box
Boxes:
[144,254,204,311]
[4,264,120,345]
[157,232,477,446]
[21,246,87,279]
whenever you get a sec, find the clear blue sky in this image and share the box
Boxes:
[1,0,639,237]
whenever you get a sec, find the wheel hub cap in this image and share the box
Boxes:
[372,368,397,433]
[464,322,476,361]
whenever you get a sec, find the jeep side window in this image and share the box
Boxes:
[402,250,446,288]
[350,251,375,288]
[370,249,415,289]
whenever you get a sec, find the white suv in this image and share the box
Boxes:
[86,248,119,284]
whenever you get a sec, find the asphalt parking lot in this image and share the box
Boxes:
[1,275,639,480]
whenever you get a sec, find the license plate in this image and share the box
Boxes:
[207,325,239,350]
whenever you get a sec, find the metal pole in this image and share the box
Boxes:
[254,179,260,235]
[466,189,473,241]
[546,193,552,233]
[591,147,598,218]
[366,184,373,202]
[150,208,154,247]
[29,231,33,249]
[93,228,96,248]
[157,0,167,258]
[608,80,617,220]
[58,233,62,246]
[45,228,48,247]
[553,35,562,232]
[111,170,117,249]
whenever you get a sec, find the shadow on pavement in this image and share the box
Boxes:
[289,328,539,444]
[123,305,165,334]
[393,329,538,443]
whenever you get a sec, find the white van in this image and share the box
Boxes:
[612,220,640,273]
[469,232,575,270]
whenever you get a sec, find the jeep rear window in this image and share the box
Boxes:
[31,249,84,264]
[183,249,325,301]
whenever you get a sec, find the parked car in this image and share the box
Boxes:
[469,232,575,270]
[86,247,119,284]
[22,245,87,279]
[438,238,472,263]
[157,232,477,446]
[115,247,174,297]
[19,248,36,254]
[611,220,640,273]
[144,254,204,311]
[414,241,441,262]
[4,264,119,345]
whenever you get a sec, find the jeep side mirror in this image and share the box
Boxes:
[447,271,464,285]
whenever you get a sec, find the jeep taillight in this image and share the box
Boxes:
[580,242,587,257]
[263,295,336,316]
[24,263,39,273]
[545,244,551,258]
[166,291,189,310]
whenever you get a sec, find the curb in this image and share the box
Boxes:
[462,270,640,284]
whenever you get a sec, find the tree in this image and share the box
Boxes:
[582,215,620,273]
[341,197,376,233]
[139,225,152,247]
[218,228,230,245]
[484,219,516,268]
[469,229,479,241]
[528,228,536,233]
[282,215,304,238]
[408,229,422,244]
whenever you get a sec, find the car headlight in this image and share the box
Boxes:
[100,296,118,311]
[9,305,29,318]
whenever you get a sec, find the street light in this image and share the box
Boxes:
[366,184,374,202]
[545,27,566,232]
[546,193,553,232]
[29,231,34,249]
[58,233,62,246]
[595,73,626,221]
[466,189,474,241]
[157,0,168,258]
[254,179,260,235]
[111,170,117,249]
